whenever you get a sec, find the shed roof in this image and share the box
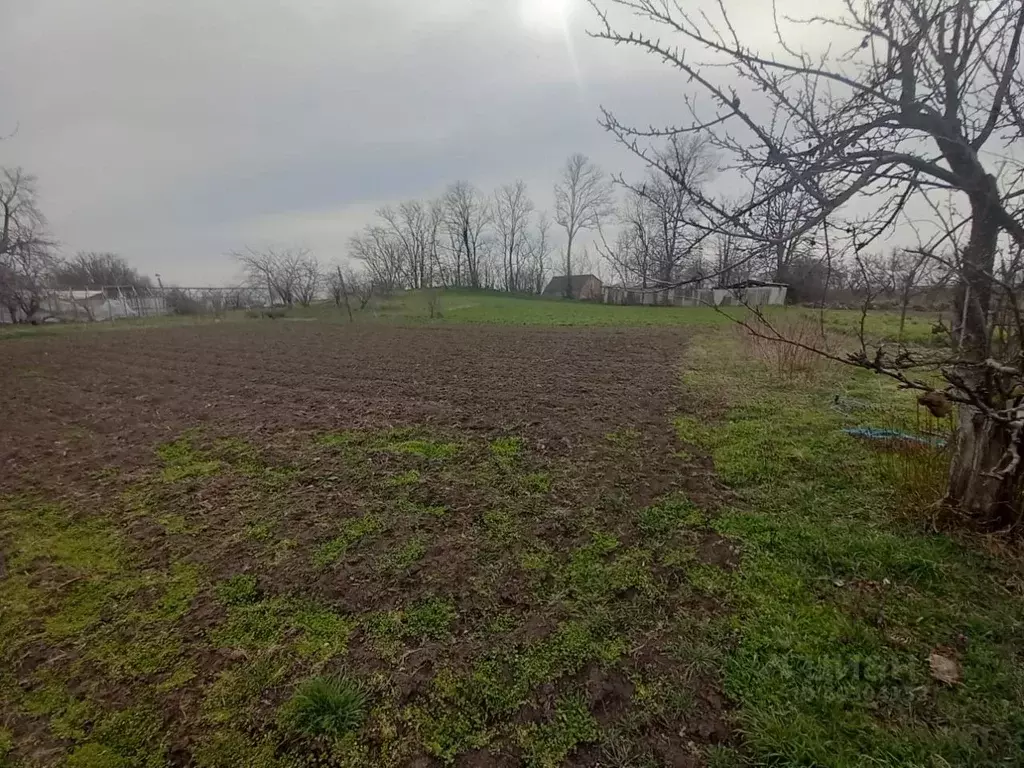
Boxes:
[543,274,601,296]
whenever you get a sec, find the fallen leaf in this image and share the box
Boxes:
[929,651,960,685]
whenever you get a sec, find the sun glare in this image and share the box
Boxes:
[520,0,572,34]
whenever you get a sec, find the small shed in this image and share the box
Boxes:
[543,274,603,300]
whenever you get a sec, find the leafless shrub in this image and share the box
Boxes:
[741,313,831,378]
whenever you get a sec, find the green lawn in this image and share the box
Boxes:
[676,332,1023,766]
[3,288,945,345]
[307,289,949,347]
[301,288,740,328]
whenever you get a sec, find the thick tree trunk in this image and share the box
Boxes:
[948,405,1023,524]
[945,187,1022,523]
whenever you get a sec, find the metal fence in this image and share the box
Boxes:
[1,285,265,324]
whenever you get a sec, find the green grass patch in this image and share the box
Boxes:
[638,494,704,536]
[156,435,222,482]
[202,654,292,726]
[65,707,168,768]
[380,537,428,572]
[517,693,600,767]
[311,515,385,568]
[215,574,261,606]
[386,438,461,460]
[416,619,624,761]
[681,330,1024,766]
[367,596,458,657]
[490,436,524,464]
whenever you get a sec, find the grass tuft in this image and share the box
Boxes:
[282,675,366,738]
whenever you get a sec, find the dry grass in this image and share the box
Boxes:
[739,313,835,378]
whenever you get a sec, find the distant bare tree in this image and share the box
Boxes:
[601,136,711,298]
[554,154,614,296]
[352,275,375,309]
[760,185,816,283]
[714,232,749,288]
[350,226,403,292]
[599,189,655,289]
[494,181,536,293]
[379,201,437,289]
[880,248,951,339]
[428,198,447,287]
[232,246,315,307]
[53,252,152,291]
[527,212,554,293]
[295,254,322,307]
[0,168,54,322]
[443,181,492,288]
[327,264,356,321]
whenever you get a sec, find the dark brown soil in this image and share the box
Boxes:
[2,323,685,492]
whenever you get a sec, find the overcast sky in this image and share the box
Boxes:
[0,0,702,285]
[2,0,864,287]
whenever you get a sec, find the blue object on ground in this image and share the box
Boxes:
[843,427,947,448]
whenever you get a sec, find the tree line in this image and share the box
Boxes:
[345,159,608,296]
[4,144,957,321]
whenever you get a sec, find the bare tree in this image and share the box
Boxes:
[554,154,614,296]
[350,226,403,292]
[0,168,54,322]
[713,232,750,288]
[443,181,492,288]
[760,185,816,283]
[494,181,536,293]
[527,212,554,293]
[599,187,656,289]
[295,254,322,307]
[602,136,711,299]
[232,246,315,307]
[871,248,951,339]
[428,198,447,287]
[53,252,152,291]
[590,0,1024,521]
[379,201,438,289]
[351,274,375,309]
